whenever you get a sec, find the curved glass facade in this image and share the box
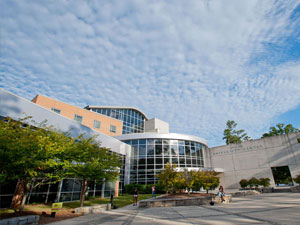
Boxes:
[122,138,206,184]
[90,108,146,134]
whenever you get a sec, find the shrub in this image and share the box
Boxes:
[124,183,164,194]
[294,174,300,184]
[248,177,259,188]
[124,184,144,194]
[239,179,248,189]
[259,178,271,187]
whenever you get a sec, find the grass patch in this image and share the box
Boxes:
[0,194,158,216]
[63,193,157,208]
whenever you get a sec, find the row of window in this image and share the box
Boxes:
[91,108,146,134]
[91,108,145,121]
[51,107,117,133]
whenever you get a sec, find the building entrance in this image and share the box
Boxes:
[271,166,293,186]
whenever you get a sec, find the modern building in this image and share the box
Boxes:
[1,88,300,208]
[0,89,131,208]
[85,106,148,134]
[115,133,208,184]
[206,132,300,189]
[32,94,123,136]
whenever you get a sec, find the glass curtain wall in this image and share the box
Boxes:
[90,108,145,134]
[1,155,126,206]
[123,139,206,184]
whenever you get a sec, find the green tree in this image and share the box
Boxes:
[223,120,250,144]
[262,123,299,138]
[294,175,300,185]
[179,169,195,194]
[200,171,220,194]
[239,179,248,189]
[65,135,121,207]
[192,171,204,191]
[259,178,271,187]
[0,117,72,212]
[156,163,178,193]
[248,177,259,188]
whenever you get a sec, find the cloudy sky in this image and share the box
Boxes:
[1,0,300,146]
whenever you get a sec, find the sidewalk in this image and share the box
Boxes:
[48,193,300,225]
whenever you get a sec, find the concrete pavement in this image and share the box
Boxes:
[48,193,300,225]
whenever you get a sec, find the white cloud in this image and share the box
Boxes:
[1,0,300,146]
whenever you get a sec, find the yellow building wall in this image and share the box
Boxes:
[32,95,123,136]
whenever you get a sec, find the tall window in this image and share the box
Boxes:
[93,120,101,129]
[51,107,61,114]
[110,125,116,133]
[74,114,83,123]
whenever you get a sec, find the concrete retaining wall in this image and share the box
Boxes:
[139,196,212,208]
[290,185,300,193]
[74,204,111,215]
[0,215,40,225]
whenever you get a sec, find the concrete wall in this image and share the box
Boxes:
[32,94,123,136]
[208,133,300,189]
[145,118,169,133]
[0,89,131,184]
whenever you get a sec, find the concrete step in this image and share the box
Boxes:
[272,188,292,193]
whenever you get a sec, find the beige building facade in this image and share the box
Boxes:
[206,132,300,189]
[32,94,123,136]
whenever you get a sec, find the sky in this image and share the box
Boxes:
[1,0,300,147]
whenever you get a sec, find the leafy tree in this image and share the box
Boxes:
[200,171,220,194]
[192,171,204,191]
[259,178,271,187]
[294,175,300,185]
[239,179,248,189]
[223,120,250,144]
[179,169,195,194]
[156,163,178,193]
[65,135,121,207]
[262,123,299,138]
[172,172,185,193]
[0,117,72,212]
[248,177,259,188]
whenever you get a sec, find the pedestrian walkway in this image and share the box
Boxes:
[49,193,300,225]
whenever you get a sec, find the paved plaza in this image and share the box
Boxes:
[49,193,300,225]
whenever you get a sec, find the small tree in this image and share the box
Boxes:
[156,163,178,193]
[192,171,204,191]
[0,117,72,212]
[180,169,195,194]
[239,179,248,189]
[259,178,271,187]
[172,172,185,193]
[66,135,121,207]
[200,171,220,194]
[248,177,259,188]
[294,175,300,185]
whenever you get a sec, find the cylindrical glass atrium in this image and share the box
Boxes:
[115,133,207,184]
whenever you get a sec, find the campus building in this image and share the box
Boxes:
[0,89,131,208]
[206,132,300,189]
[32,94,123,136]
[85,106,148,134]
[1,88,300,208]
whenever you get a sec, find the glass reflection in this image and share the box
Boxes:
[123,138,206,184]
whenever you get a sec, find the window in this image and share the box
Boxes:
[297,138,300,143]
[74,114,83,123]
[51,107,61,114]
[93,120,101,129]
[110,125,116,133]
